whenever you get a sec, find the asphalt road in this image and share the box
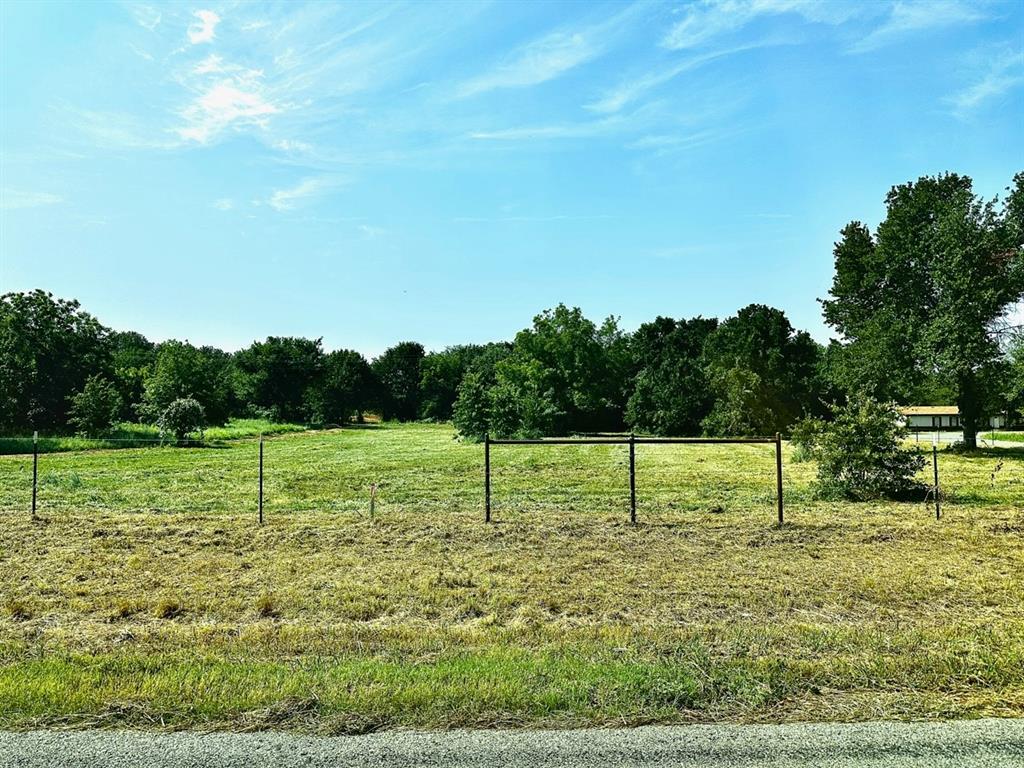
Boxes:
[2,719,1023,767]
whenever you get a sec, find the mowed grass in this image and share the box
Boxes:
[0,423,1022,731]
[0,418,305,455]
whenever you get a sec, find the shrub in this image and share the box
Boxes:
[68,375,123,436]
[157,398,206,444]
[794,396,926,501]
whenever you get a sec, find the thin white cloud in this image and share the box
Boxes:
[130,5,162,31]
[187,10,221,45]
[273,138,313,153]
[586,44,765,114]
[242,20,271,32]
[212,198,234,211]
[64,106,180,150]
[457,32,596,98]
[453,213,613,223]
[849,0,986,53]
[359,224,386,239]
[0,190,63,210]
[456,3,646,98]
[470,122,613,141]
[625,127,738,153]
[663,0,859,50]
[947,46,1024,117]
[128,43,155,62]
[267,177,339,211]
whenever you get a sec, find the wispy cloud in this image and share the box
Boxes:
[130,4,162,31]
[272,138,313,153]
[469,120,618,141]
[63,106,179,150]
[187,10,221,45]
[456,3,645,98]
[267,177,340,211]
[662,0,859,51]
[457,31,596,98]
[625,126,741,154]
[849,0,986,53]
[358,224,386,239]
[176,53,279,144]
[212,198,234,211]
[946,46,1024,118]
[586,44,766,114]
[1,190,63,210]
[453,213,613,223]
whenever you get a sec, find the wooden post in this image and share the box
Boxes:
[775,432,784,525]
[258,434,264,526]
[31,431,38,519]
[484,433,491,523]
[933,442,941,520]
[629,433,636,525]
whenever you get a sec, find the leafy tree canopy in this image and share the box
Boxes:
[701,304,823,436]
[143,341,234,425]
[234,337,324,424]
[0,290,110,432]
[822,172,1024,447]
[625,316,718,436]
[372,342,425,422]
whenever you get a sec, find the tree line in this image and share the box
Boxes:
[1,171,1021,446]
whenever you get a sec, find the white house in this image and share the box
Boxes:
[900,405,1007,431]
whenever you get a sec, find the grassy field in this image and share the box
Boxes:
[0,418,306,455]
[0,423,1022,732]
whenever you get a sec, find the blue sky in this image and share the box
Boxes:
[1,0,1022,356]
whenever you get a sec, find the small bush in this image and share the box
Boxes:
[157,398,205,444]
[793,396,926,501]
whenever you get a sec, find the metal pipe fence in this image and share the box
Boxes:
[484,432,785,525]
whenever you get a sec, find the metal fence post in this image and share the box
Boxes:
[933,442,940,520]
[484,433,491,523]
[258,433,264,526]
[629,433,636,525]
[31,431,38,519]
[775,432,783,525]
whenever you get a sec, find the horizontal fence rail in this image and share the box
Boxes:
[484,433,784,525]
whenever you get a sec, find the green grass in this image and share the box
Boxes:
[993,431,1024,443]
[0,418,306,455]
[0,423,1022,730]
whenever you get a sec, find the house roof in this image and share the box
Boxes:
[900,405,959,416]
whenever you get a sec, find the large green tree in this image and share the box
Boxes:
[143,341,235,425]
[0,290,111,432]
[822,172,1024,448]
[234,337,324,423]
[456,305,628,438]
[372,342,425,421]
[700,304,823,436]
[625,316,718,436]
[108,330,156,420]
[317,349,378,424]
[419,345,487,422]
